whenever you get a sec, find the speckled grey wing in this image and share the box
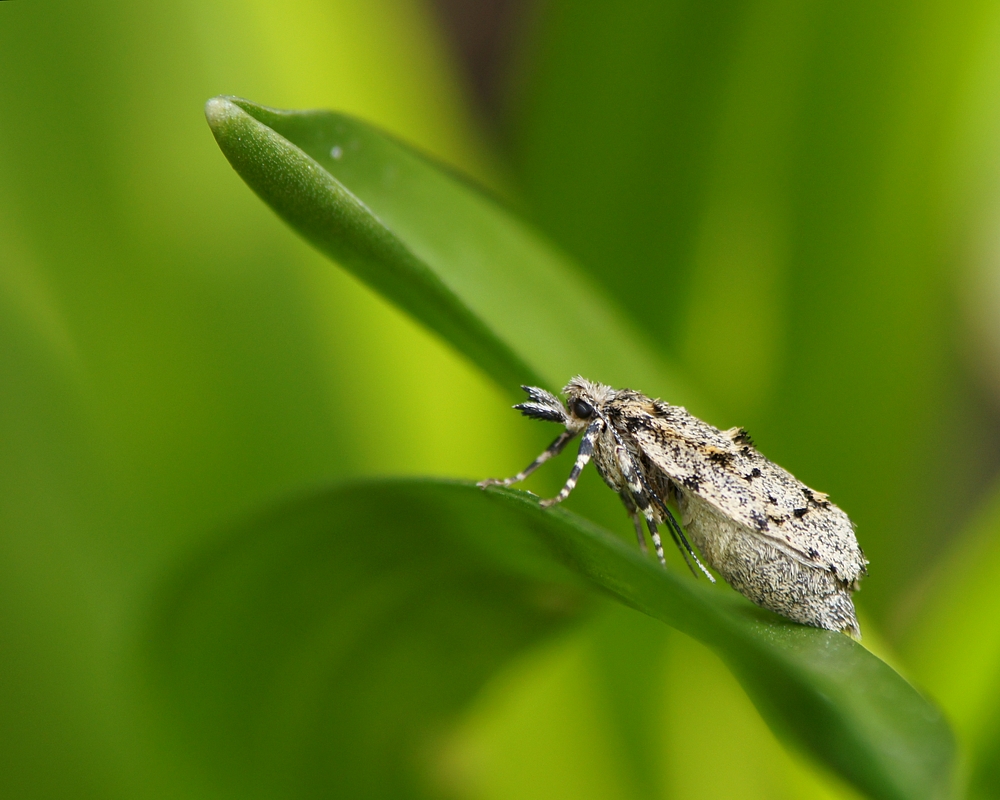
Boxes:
[619,399,866,588]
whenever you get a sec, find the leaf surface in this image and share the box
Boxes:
[155,480,954,800]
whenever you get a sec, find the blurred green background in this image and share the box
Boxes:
[3,1,1000,797]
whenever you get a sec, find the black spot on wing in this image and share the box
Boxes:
[793,507,808,518]
[749,511,769,532]
[622,412,654,436]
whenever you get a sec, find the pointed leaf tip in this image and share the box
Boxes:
[203,96,231,125]
[203,95,692,404]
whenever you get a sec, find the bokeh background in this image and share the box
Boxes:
[4,1,1000,797]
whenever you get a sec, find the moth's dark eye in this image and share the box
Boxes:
[571,398,595,419]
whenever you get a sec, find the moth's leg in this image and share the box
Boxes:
[478,431,575,489]
[611,440,715,581]
[539,419,604,508]
[620,496,648,554]
[612,444,666,565]
[644,519,667,568]
[661,506,715,582]
[657,514,700,577]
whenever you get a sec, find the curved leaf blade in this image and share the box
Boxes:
[472,485,955,800]
[205,96,690,403]
[153,479,954,800]
[204,96,538,394]
[149,480,591,800]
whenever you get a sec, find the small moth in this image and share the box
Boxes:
[479,377,868,638]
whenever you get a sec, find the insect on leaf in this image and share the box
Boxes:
[482,378,868,637]
[205,99,955,800]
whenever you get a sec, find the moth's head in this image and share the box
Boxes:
[562,376,616,431]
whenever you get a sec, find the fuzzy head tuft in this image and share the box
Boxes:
[560,377,616,432]
[563,377,616,410]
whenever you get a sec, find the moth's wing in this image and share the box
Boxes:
[622,402,866,585]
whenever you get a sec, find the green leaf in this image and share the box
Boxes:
[204,96,690,404]
[153,479,953,800]
[149,480,591,800]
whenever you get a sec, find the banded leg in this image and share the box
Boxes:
[655,516,701,578]
[478,431,575,488]
[611,440,715,581]
[613,444,666,565]
[644,519,668,567]
[622,500,648,554]
[539,419,604,508]
[661,505,715,582]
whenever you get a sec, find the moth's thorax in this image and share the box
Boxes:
[591,424,627,490]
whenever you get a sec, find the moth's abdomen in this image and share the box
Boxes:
[679,492,861,638]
